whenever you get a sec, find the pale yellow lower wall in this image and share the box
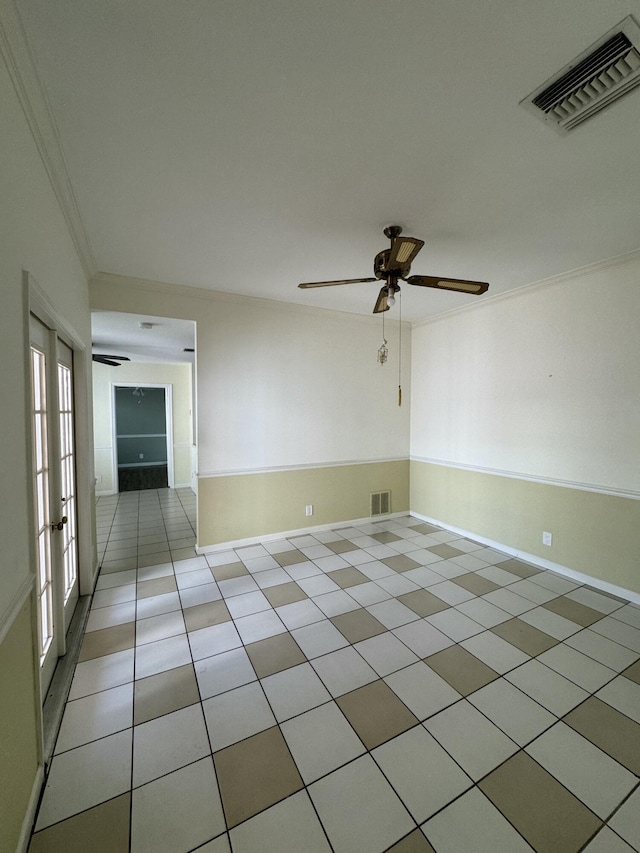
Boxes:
[411,460,640,596]
[0,595,41,853]
[198,460,409,546]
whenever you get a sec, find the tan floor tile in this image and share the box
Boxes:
[171,547,198,561]
[137,552,171,568]
[28,793,130,853]
[425,645,499,696]
[326,567,369,589]
[397,590,450,617]
[543,596,604,627]
[274,549,307,567]
[183,599,231,632]
[386,830,436,853]
[263,581,307,608]
[134,663,200,725]
[330,609,386,643]
[78,622,136,662]
[564,696,640,774]
[622,659,640,685]
[336,679,418,749]
[409,523,440,534]
[246,632,307,678]
[324,539,359,554]
[137,575,177,599]
[371,531,402,543]
[479,751,601,852]
[214,726,303,828]
[498,558,541,579]
[453,573,500,596]
[491,618,558,656]
[427,543,464,559]
[382,554,422,573]
[210,561,249,581]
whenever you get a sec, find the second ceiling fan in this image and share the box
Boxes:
[299,226,489,313]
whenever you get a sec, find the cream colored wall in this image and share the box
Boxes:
[410,255,640,594]
[92,360,193,492]
[0,17,92,851]
[90,273,412,546]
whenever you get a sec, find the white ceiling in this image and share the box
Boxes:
[16,0,640,326]
[91,312,195,364]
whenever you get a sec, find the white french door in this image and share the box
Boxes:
[30,314,79,695]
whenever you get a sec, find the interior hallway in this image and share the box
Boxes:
[28,489,640,852]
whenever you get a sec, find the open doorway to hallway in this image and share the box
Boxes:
[91,310,198,537]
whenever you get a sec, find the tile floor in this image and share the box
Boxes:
[29,489,640,852]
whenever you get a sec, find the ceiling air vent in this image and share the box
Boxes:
[521,16,640,133]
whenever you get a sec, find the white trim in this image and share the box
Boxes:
[199,456,408,479]
[196,512,408,554]
[413,247,640,329]
[0,575,34,645]
[0,3,95,278]
[410,510,640,606]
[410,456,640,501]
[15,764,45,853]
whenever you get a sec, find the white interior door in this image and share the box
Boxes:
[30,315,79,695]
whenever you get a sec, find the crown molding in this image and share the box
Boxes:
[413,247,640,329]
[0,0,96,278]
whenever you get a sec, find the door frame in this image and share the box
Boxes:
[24,271,95,618]
[111,382,175,491]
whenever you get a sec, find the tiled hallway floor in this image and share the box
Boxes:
[29,489,640,852]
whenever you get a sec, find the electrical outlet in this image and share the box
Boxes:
[542,531,552,546]
[305,505,313,516]
[139,453,144,460]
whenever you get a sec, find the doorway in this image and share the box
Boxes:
[29,314,80,695]
[113,384,174,492]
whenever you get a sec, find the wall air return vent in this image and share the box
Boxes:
[370,490,391,517]
[521,16,640,133]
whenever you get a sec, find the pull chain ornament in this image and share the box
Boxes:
[378,309,388,364]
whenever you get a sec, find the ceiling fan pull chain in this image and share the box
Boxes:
[398,290,402,406]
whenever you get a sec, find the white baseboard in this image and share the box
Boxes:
[410,511,640,606]
[196,512,408,554]
[16,764,44,853]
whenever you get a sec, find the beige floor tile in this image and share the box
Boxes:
[326,567,369,588]
[564,696,640,774]
[427,543,464,559]
[452,573,500,596]
[246,632,306,678]
[479,751,601,853]
[543,596,604,627]
[214,726,303,828]
[622,658,640,684]
[263,581,307,607]
[382,554,422,573]
[498,558,541,579]
[330,609,386,643]
[134,663,200,725]
[425,644,499,696]
[274,548,308,567]
[386,830,435,853]
[336,679,418,749]
[78,622,136,662]
[371,531,402,544]
[183,599,231,632]
[29,793,130,853]
[210,561,249,581]
[136,576,177,600]
[325,539,359,554]
[491,617,558,656]
[396,589,450,617]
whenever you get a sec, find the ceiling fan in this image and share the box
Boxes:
[92,354,131,367]
[298,226,489,313]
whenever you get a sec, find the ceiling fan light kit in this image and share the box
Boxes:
[298,225,489,314]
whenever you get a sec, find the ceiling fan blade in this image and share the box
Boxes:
[406,275,489,295]
[93,354,131,360]
[92,356,124,366]
[387,236,424,269]
[373,286,390,314]
[298,277,377,289]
